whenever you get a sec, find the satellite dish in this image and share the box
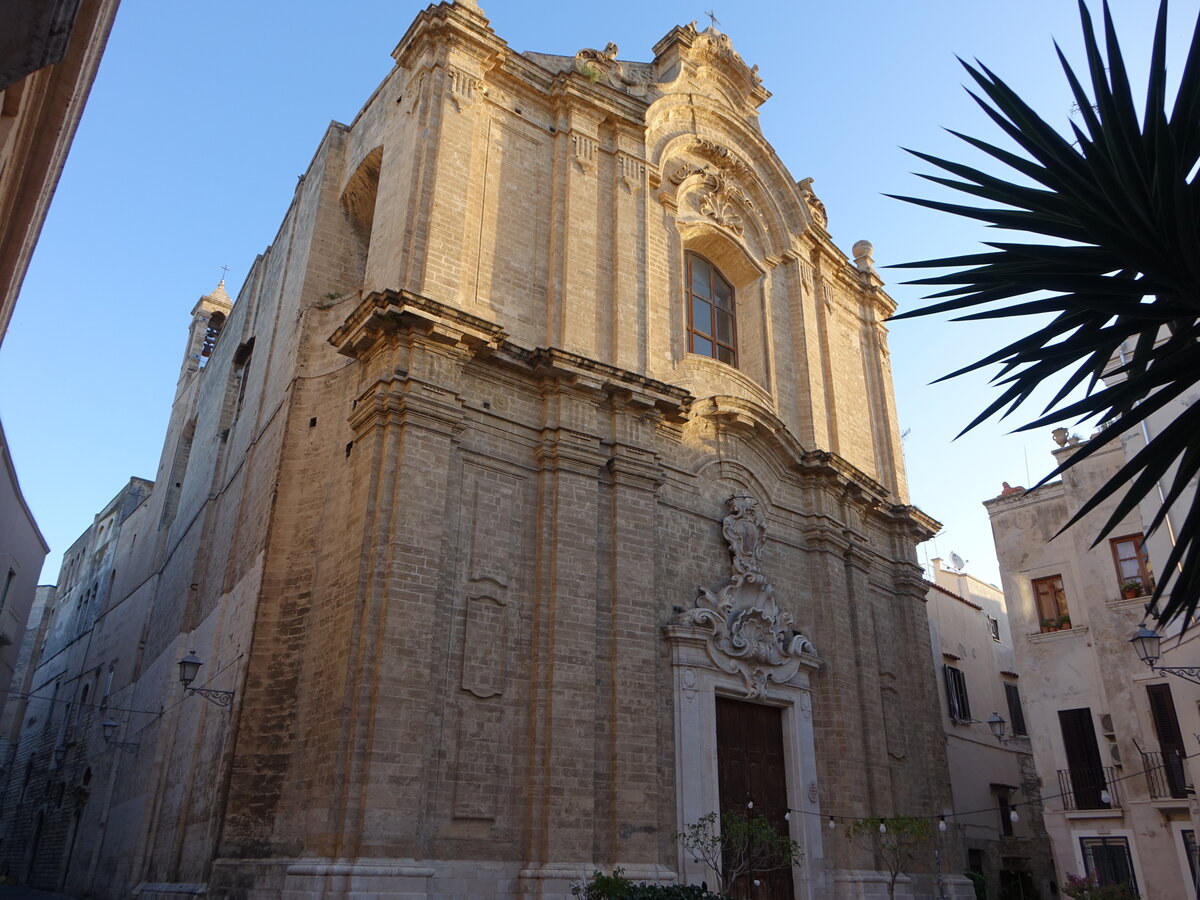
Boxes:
[949,552,965,572]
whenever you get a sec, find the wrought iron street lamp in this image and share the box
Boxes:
[100,718,139,754]
[178,652,235,707]
[1130,627,1200,686]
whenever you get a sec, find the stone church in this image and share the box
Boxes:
[0,3,971,897]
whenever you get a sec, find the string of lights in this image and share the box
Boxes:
[755,746,1200,832]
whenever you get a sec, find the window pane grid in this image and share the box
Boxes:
[1032,575,1069,630]
[1110,534,1153,594]
[686,253,736,366]
[1080,837,1138,895]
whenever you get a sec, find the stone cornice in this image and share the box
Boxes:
[391,2,502,71]
[525,347,691,420]
[330,289,508,360]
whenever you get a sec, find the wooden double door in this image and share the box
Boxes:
[716,697,794,900]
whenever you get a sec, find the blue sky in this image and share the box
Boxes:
[3,0,1195,586]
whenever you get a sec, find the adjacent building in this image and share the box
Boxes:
[0,421,49,702]
[986,415,1200,898]
[0,0,122,346]
[0,4,973,898]
[924,558,1055,898]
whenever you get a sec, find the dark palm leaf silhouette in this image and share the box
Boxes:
[889,0,1200,625]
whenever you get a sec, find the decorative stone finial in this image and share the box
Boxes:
[852,240,875,274]
[1052,427,1069,447]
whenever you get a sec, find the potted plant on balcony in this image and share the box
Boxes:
[1058,614,1072,630]
[1120,580,1142,599]
[1041,618,1058,633]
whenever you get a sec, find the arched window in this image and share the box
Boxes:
[686,252,736,366]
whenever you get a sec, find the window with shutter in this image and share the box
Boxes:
[1060,708,1109,809]
[943,665,971,723]
[1147,683,1188,798]
[1005,683,1027,736]
[1183,830,1197,892]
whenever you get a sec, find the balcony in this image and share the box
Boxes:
[1142,750,1190,800]
[1058,766,1121,811]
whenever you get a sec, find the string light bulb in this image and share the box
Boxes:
[784,811,790,821]
[1009,809,1019,823]
[938,816,947,832]
[1100,789,1112,805]
[879,822,887,834]
[746,800,754,810]
[828,817,836,830]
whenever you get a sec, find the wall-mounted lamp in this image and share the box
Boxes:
[178,652,234,707]
[53,744,67,767]
[100,718,138,754]
[987,712,1032,745]
[1130,627,1200,685]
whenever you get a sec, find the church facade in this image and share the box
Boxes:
[0,4,971,898]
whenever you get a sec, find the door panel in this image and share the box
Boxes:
[716,698,793,900]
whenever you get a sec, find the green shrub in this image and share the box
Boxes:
[571,868,724,899]
[1061,873,1137,899]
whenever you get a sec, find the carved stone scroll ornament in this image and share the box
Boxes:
[797,177,828,229]
[676,496,817,698]
[574,43,650,97]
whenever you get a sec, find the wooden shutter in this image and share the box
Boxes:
[1005,683,1027,736]
[1148,683,1187,798]
[1059,708,1106,809]
[943,665,970,721]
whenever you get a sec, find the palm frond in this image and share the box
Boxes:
[891,0,1200,625]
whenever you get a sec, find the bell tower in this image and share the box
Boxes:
[177,279,232,388]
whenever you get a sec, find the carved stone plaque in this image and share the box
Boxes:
[462,595,507,698]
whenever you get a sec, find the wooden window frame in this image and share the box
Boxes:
[943,664,971,723]
[1109,533,1154,595]
[1005,682,1027,736]
[685,252,737,366]
[1032,575,1070,632]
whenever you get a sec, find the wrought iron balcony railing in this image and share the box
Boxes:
[1057,766,1121,811]
[1142,750,1190,800]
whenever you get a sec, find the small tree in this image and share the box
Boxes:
[845,816,932,900]
[674,810,802,897]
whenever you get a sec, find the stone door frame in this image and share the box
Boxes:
[666,624,824,900]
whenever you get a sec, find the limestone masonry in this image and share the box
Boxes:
[0,4,973,898]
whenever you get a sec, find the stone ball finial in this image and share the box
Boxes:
[852,240,876,275]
